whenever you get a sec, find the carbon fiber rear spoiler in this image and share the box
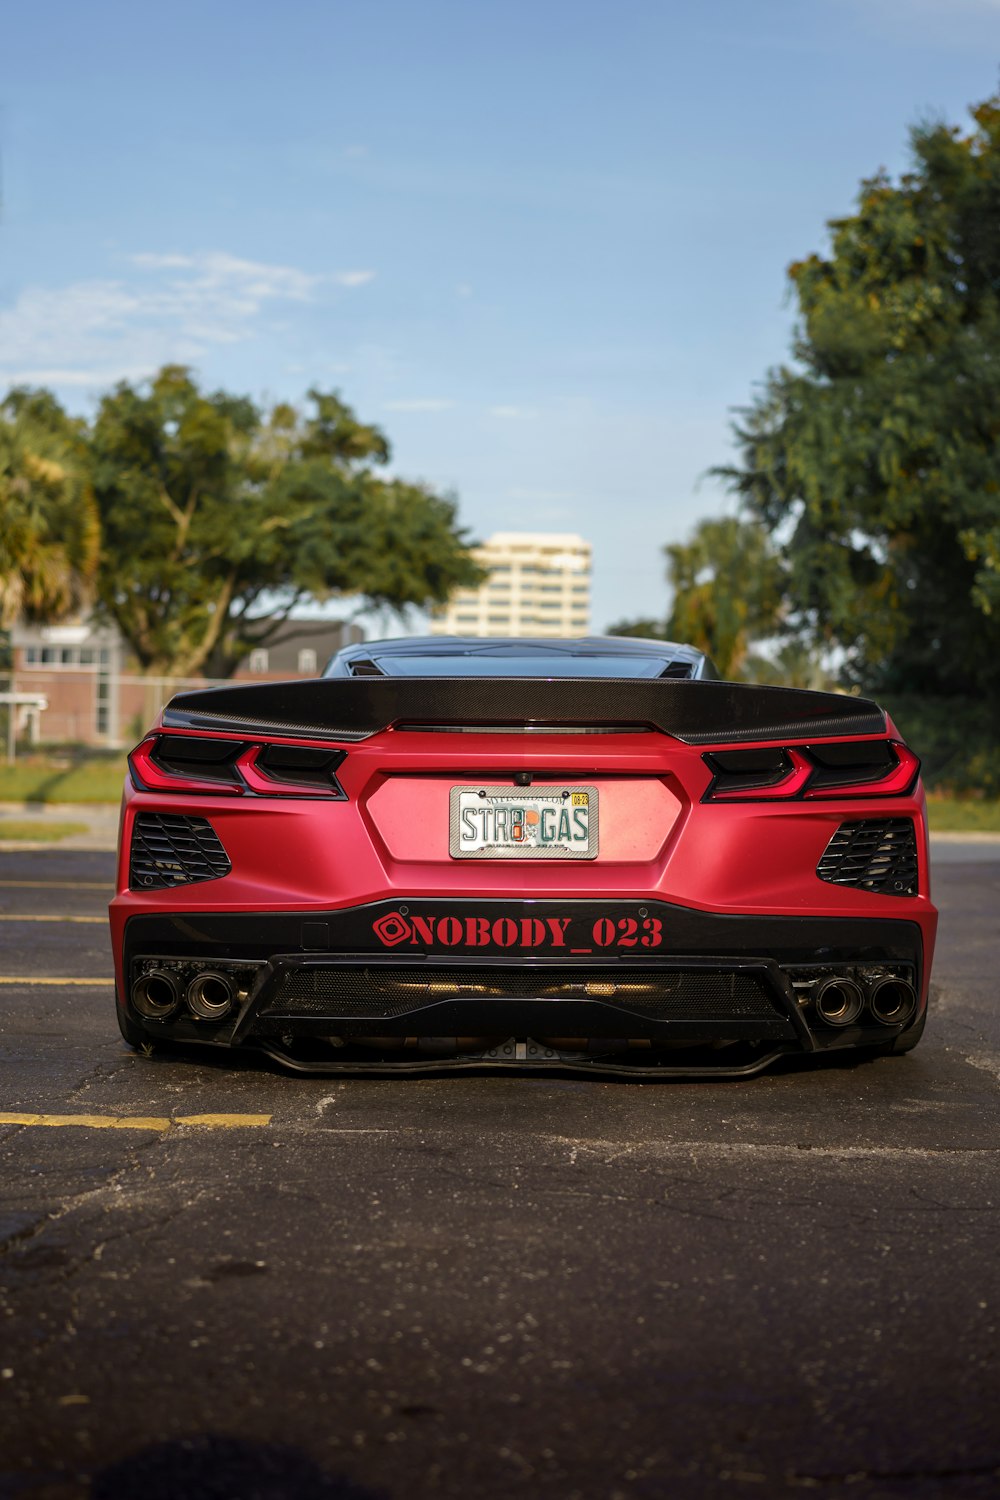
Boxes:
[160,678,887,745]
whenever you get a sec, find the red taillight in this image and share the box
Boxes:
[706,748,813,800]
[128,738,245,796]
[234,745,345,798]
[803,742,920,799]
[703,741,920,802]
[128,733,346,798]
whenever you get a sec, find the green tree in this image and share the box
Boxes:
[715,94,1000,704]
[0,390,99,628]
[611,518,783,677]
[663,518,785,678]
[89,366,484,677]
[606,616,667,641]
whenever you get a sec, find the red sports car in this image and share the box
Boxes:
[109,637,936,1077]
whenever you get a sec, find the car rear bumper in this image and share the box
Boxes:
[117,898,929,1070]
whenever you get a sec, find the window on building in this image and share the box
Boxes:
[249,649,269,673]
[24,647,38,665]
[297,648,318,674]
[95,674,111,736]
[79,648,95,666]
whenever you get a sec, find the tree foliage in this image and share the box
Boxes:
[606,616,666,641]
[0,390,99,628]
[715,94,1000,703]
[663,517,784,679]
[608,518,784,679]
[56,366,483,677]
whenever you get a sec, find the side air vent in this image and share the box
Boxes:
[659,662,695,679]
[130,813,232,890]
[816,819,918,897]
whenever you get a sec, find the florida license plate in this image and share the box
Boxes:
[449,785,599,859]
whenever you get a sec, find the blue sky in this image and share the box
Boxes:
[1,0,998,631]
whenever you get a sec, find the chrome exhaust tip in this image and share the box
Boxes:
[814,976,864,1028]
[868,978,917,1027]
[185,970,238,1021]
[132,969,182,1020]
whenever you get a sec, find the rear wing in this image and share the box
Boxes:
[160,678,887,746]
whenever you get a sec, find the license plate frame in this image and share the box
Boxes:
[449,784,599,860]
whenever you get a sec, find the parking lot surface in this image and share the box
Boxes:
[0,848,998,1500]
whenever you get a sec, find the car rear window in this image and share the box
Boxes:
[362,654,675,678]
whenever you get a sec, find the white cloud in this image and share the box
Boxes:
[490,404,538,420]
[0,250,374,392]
[127,250,322,301]
[383,397,455,412]
[1,366,151,388]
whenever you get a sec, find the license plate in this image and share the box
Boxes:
[449,785,599,859]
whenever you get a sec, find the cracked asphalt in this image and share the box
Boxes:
[0,849,998,1500]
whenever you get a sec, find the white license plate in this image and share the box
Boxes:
[449,785,599,859]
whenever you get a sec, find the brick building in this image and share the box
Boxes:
[8,617,364,748]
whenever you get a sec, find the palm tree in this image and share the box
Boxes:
[0,390,100,628]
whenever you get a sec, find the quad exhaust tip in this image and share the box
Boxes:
[814,977,865,1028]
[131,969,182,1020]
[868,977,917,1027]
[185,970,238,1021]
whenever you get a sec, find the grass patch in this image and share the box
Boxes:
[0,755,126,803]
[0,819,89,842]
[926,796,1000,833]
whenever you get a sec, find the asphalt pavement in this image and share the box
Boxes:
[0,848,998,1500]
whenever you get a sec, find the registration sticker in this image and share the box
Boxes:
[449,785,599,860]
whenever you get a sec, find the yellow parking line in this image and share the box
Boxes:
[175,1114,272,1128]
[0,1112,271,1131]
[0,1112,171,1130]
[0,977,113,986]
[0,915,106,924]
[0,881,111,891]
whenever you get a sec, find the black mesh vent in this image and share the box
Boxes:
[817,819,918,897]
[130,814,232,890]
[257,966,783,1023]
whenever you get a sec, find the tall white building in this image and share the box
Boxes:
[430,532,592,637]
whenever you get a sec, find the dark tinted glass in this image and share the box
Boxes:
[367,654,673,679]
